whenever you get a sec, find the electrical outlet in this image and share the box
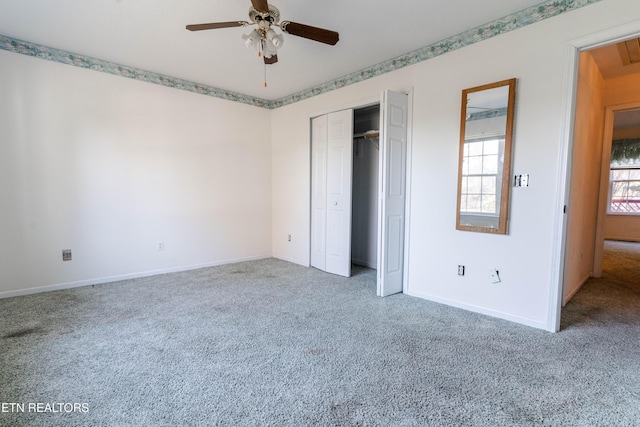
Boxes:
[489,269,501,284]
[62,249,72,262]
[287,234,292,242]
[157,241,165,252]
[458,265,465,276]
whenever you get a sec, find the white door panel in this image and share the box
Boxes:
[325,109,353,277]
[388,138,405,197]
[378,91,409,296]
[310,110,353,278]
[311,115,328,271]
[327,147,346,194]
[386,215,403,274]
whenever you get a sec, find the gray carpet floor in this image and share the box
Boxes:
[1,242,639,426]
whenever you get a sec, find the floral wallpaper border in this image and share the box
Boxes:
[0,0,601,110]
[0,35,272,109]
[271,0,602,108]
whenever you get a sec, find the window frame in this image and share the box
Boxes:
[608,166,640,215]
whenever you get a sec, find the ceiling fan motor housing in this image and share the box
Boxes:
[248,5,280,26]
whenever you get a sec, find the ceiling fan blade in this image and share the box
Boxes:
[251,0,270,14]
[186,21,248,31]
[280,21,339,45]
[264,54,278,65]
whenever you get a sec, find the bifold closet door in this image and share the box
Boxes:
[311,109,353,277]
[311,115,328,271]
[377,90,409,296]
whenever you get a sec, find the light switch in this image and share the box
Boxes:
[514,174,530,187]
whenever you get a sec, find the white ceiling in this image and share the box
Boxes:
[0,0,546,100]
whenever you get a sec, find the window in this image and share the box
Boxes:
[609,168,640,213]
[459,138,503,215]
[609,137,640,215]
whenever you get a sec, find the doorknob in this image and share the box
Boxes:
[334,202,338,206]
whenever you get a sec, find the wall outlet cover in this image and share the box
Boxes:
[489,269,501,283]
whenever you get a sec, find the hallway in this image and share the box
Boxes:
[562,240,640,329]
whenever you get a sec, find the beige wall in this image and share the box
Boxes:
[564,52,605,303]
[606,216,640,242]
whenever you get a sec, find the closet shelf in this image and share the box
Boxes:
[354,130,380,139]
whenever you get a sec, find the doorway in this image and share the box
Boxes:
[558,30,640,330]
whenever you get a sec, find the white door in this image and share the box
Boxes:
[377,90,409,296]
[310,109,353,277]
[325,109,354,277]
[310,115,328,271]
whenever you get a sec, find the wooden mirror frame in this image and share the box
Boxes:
[456,78,516,234]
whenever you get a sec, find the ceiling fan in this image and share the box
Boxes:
[186,0,339,68]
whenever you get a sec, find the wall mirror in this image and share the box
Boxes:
[456,78,516,234]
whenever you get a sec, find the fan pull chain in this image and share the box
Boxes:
[264,62,268,88]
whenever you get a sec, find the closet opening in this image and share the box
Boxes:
[352,104,380,270]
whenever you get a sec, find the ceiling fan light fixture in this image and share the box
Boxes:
[186,1,339,85]
[242,29,260,48]
[266,29,284,48]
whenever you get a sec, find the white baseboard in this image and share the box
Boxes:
[273,255,309,267]
[562,272,591,306]
[0,255,270,299]
[407,289,549,331]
